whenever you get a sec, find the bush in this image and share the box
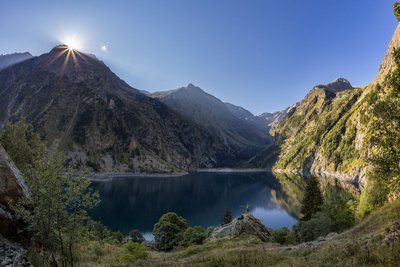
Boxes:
[181,226,207,247]
[271,227,296,244]
[295,212,335,242]
[153,212,188,251]
[118,241,148,264]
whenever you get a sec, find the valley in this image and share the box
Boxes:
[0,2,400,267]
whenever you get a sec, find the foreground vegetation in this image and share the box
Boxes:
[39,199,398,267]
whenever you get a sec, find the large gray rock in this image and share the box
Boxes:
[0,238,32,267]
[0,145,30,205]
[382,221,400,246]
[207,213,271,242]
[0,145,30,237]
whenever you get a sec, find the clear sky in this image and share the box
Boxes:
[0,1,397,114]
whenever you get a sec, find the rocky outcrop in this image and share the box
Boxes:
[0,238,32,266]
[207,213,271,242]
[0,145,30,205]
[0,145,30,238]
[382,221,400,246]
[374,25,400,85]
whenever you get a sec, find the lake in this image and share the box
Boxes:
[89,171,305,238]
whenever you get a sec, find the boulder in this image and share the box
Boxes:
[382,221,400,246]
[0,238,32,267]
[207,213,271,242]
[0,144,30,238]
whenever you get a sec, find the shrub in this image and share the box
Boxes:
[153,212,188,251]
[271,227,296,244]
[181,226,207,247]
[118,241,148,264]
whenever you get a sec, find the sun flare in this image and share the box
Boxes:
[63,36,82,51]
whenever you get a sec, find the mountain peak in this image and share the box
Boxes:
[315,77,353,93]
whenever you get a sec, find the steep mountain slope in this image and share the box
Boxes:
[0,46,224,173]
[224,102,267,131]
[273,78,367,183]
[0,52,33,71]
[273,26,400,186]
[259,107,291,132]
[150,84,272,165]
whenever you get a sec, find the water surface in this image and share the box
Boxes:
[89,171,303,237]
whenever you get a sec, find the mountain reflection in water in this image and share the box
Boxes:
[89,171,305,234]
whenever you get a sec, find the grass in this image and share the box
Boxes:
[30,200,399,266]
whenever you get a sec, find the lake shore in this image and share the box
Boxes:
[88,168,270,181]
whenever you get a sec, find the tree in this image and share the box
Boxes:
[180,226,207,247]
[365,48,400,200]
[394,2,400,22]
[221,208,233,225]
[0,118,46,176]
[300,176,323,221]
[3,120,99,267]
[153,212,188,251]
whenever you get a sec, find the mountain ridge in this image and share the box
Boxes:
[0,46,229,173]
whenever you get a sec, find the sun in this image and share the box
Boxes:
[63,36,82,51]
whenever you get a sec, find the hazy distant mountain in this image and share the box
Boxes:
[259,107,291,132]
[224,102,267,131]
[150,84,272,165]
[0,52,33,71]
[0,46,227,173]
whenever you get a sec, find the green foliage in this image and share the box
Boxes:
[181,226,207,247]
[357,177,389,219]
[0,118,46,175]
[300,176,323,221]
[221,208,233,225]
[128,229,145,243]
[153,212,188,251]
[271,227,296,245]
[295,211,335,242]
[365,48,400,203]
[4,120,100,266]
[394,2,400,21]
[118,241,148,264]
[205,226,214,237]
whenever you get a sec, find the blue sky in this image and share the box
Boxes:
[0,1,397,114]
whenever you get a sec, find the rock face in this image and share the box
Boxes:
[207,213,271,242]
[0,145,30,205]
[374,25,400,85]
[0,145,30,237]
[382,221,400,246]
[0,238,32,267]
[0,46,224,173]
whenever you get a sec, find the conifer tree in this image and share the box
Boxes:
[221,208,233,225]
[300,176,324,221]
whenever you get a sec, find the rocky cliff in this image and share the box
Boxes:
[273,24,400,187]
[0,144,30,238]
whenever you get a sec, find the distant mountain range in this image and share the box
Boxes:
[150,84,273,165]
[0,46,275,173]
[0,52,32,71]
